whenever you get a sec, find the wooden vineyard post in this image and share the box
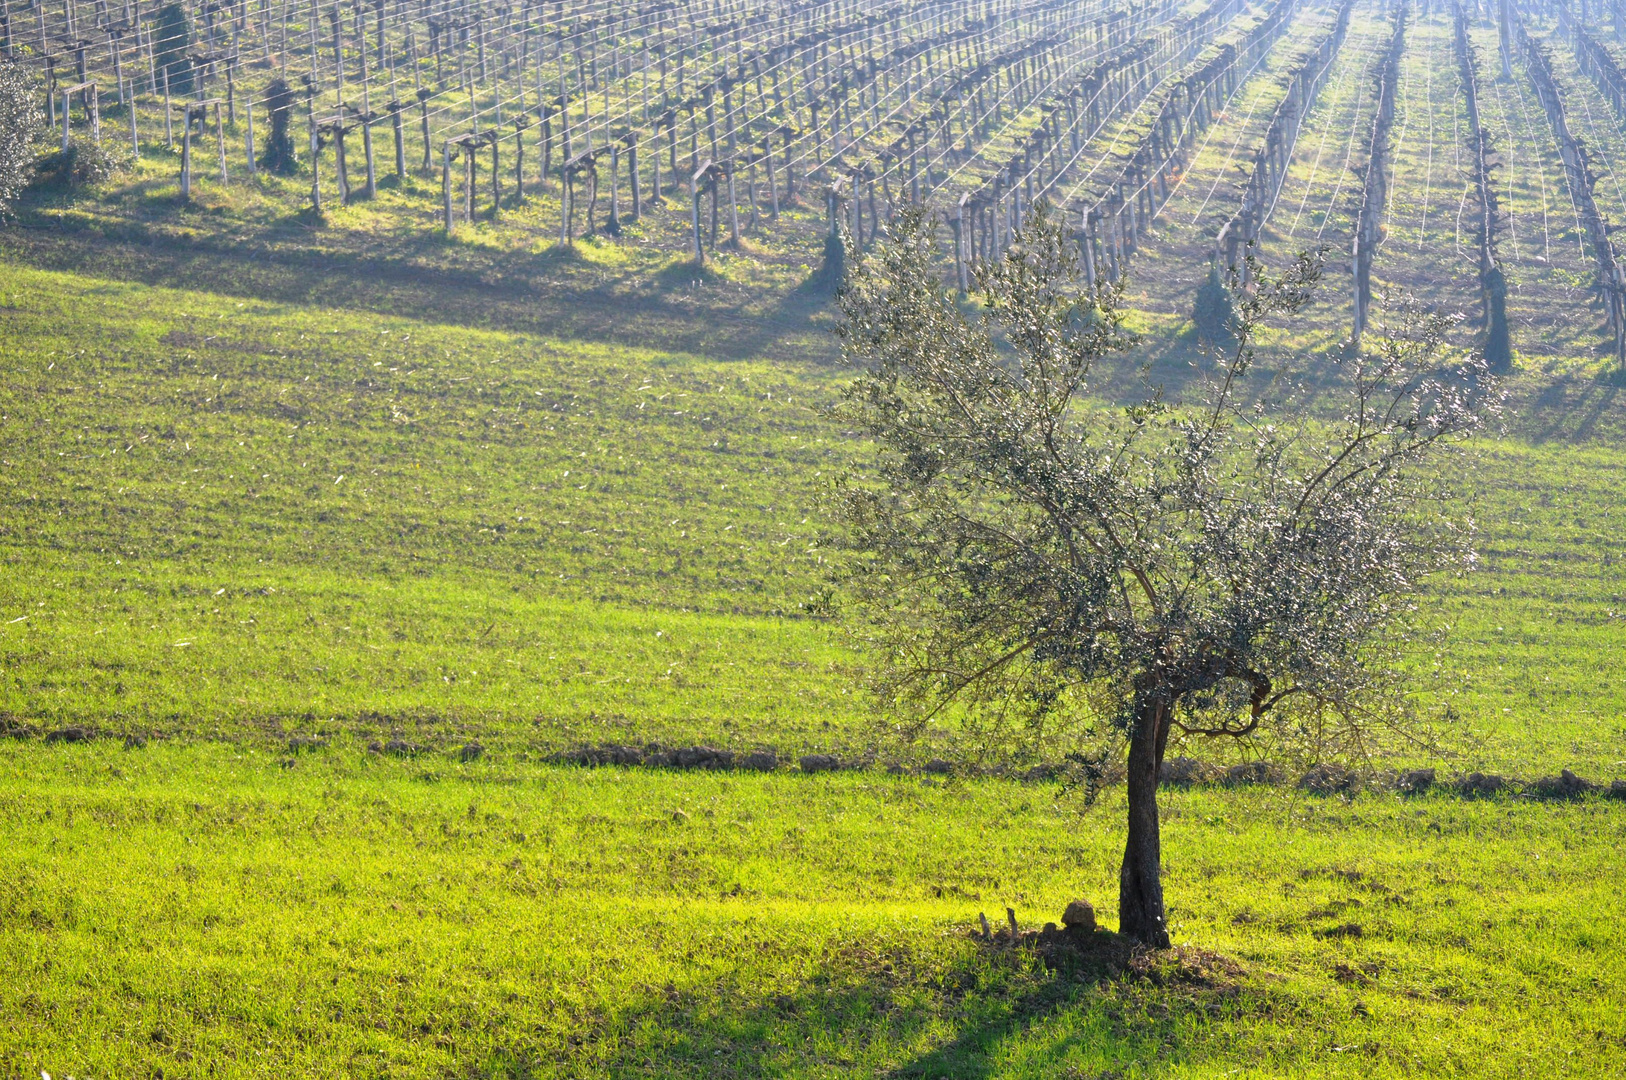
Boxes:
[1081,208,1098,290]
[389,101,405,181]
[607,142,621,235]
[109,27,124,107]
[726,160,739,247]
[850,171,863,249]
[326,7,343,94]
[763,138,777,218]
[949,200,965,296]
[666,109,679,191]
[624,132,639,221]
[690,161,706,261]
[583,157,600,237]
[489,131,500,219]
[514,117,528,203]
[245,95,256,178]
[360,111,376,201]
[214,101,225,182]
[955,193,971,294]
[332,117,349,205]
[708,164,719,250]
[418,89,432,174]
[180,102,193,198]
[308,82,321,215]
[781,125,795,199]
[443,141,453,231]
[537,104,551,188]
[751,153,765,230]
[559,161,572,245]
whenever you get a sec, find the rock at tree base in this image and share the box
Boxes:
[799,754,841,773]
[1062,899,1096,932]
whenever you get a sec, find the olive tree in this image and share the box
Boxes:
[0,60,41,218]
[832,205,1494,947]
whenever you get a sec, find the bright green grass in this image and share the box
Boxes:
[3,261,1626,772]
[1,740,1622,1078]
[4,196,1626,1078]
[0,261,872,752]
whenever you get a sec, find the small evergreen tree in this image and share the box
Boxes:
[0,60,41,217]
[1193,261,1238,351]
[1482,265,1512,373]
[153,3,195,96]
[811,227,845,292]
[259,78,299,174]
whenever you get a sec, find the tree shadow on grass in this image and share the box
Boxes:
[0,213,838,365]
[566,931,1254,1080]
[1521,375,1623,444]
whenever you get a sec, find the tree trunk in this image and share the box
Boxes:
[1119,691,1171,947]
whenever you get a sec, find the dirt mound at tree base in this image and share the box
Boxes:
[978,922,1245,989]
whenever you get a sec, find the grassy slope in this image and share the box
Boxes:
[2,255,1624,1078]
[2,260,1625,772]
[0,262,870,754]
[5,11,1626,1068]
[2,741,1623,1079]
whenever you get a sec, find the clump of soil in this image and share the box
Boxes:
[0,714,38,739]
[1457,772,1511,796]
[1525,769,1596,799]
[979,920,1245,990]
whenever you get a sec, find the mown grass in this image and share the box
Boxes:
[3,259,1626,772]
[0,260,874,753]
[2,739,1623,1079]
[5,45,1626,1070]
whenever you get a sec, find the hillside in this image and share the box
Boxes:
[2,0,1625,1074]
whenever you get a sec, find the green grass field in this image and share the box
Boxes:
[5,5,1626,1069]
[4,741,1624,1078]
[2,254,1624,1076]
[3,260,1625,774]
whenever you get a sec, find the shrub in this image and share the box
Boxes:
[259,78,300,175]
[810,228,845,292]
[1193,262,1239,351]
[153,2,195,95]
[34,137,129,188]
[0,60,42,216]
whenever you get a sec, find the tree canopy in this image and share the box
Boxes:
[832,204,1496,945]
